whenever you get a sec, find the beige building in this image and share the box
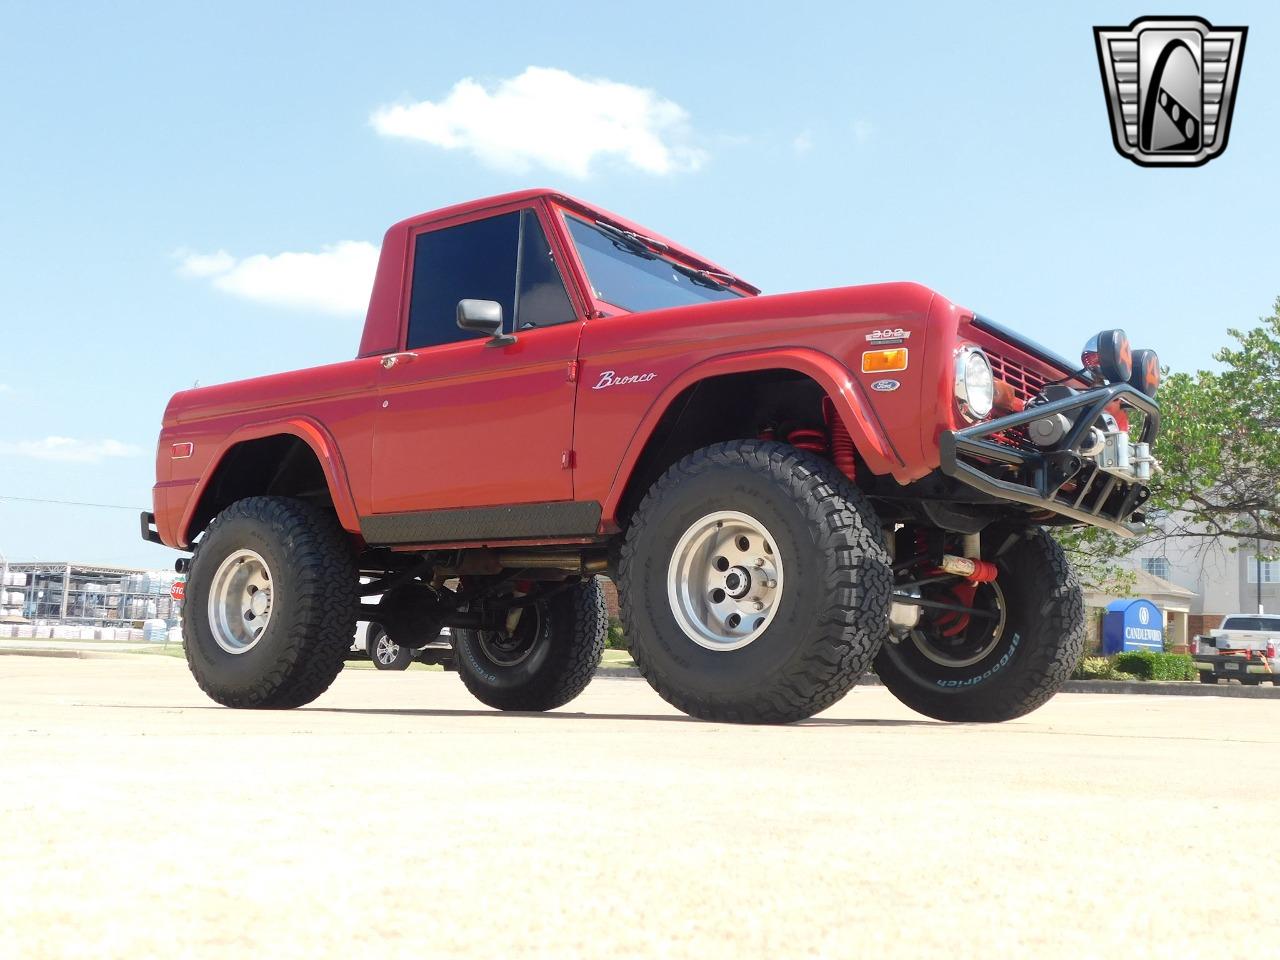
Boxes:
[1114,525,1278,643]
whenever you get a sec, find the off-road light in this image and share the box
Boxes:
[1081,329,1132,383]
[954,345,994,421]
[1129,348,1161,397]
[861,348,908,373]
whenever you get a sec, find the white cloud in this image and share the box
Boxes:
[0,436,141,463]
[177,250,235,277]
[853,120,874,144]
[792,130,814,156]
[0,384,11,394]
[175,241,379,316]
[371,66,706,178]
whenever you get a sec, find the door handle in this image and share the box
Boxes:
[380,352,419,370]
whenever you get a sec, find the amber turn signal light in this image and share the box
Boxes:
[861,348,908,373]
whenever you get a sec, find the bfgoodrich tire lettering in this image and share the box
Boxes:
[874,526,1084,722]
[619,441,892,724]
[183,496,357,709]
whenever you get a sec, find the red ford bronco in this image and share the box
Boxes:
[143,189,1161,723]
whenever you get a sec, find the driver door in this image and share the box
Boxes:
[368,206,582,532]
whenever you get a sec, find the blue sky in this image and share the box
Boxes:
[0,1,1275,568]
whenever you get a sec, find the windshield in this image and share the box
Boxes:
[565,216,744,313]
[1221,616,1280,631]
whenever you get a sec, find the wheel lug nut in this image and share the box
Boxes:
[755,558,765,567]
[752,599,764,611]
[766,579,777,590]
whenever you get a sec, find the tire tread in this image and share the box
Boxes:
[184,496,357,709]
[618,440,891,724]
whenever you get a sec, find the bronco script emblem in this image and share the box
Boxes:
[593,369,657,390]
[1094,16,1246,167]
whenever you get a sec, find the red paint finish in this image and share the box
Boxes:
[150,189,1076,551]
[370,323,580,513]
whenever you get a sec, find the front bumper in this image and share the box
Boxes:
[940,382,1160,536]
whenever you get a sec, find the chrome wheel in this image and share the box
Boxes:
[207,549,274,655]
[667,510,784,651]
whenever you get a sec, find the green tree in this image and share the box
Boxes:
[1146,297,1280,546]
[1057,297,1280,572]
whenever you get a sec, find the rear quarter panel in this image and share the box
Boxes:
[154,358,382,547]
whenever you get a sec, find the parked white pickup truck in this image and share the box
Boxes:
[1192,614,1280,685]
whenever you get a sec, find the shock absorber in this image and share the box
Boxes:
[823,397,857,481]
[938,555,999,583]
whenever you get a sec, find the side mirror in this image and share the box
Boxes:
[457,299,515,347]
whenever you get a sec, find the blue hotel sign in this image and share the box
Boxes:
[1102,599,1164,653]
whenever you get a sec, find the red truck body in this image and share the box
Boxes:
[148,189,1163,724]
[150,189,1088,554]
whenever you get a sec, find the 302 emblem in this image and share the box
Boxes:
[866,328,911,344]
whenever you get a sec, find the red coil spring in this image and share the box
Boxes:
[757,402,857,481]
[787,428,828,456]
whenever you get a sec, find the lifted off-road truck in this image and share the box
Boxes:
[143,189,1162,723]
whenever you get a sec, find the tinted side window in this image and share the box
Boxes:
[407,212,519,350]
[515,210,575,329]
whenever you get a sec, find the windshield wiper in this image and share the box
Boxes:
[672,262,730,291]
[594,220,667,259]
[595,218,749,293]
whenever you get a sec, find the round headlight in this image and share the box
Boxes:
[955,346,994,421]
[1129,348,1160,397]
[1082,329,1132,383]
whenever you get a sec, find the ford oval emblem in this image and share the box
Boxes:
[871,379,900,392]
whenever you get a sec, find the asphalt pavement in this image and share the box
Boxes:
[2,655,1276,959]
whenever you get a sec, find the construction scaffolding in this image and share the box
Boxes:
[0,561,181,629]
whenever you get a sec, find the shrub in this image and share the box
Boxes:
[1073,656,1121,680]
[1111,650,1197,681]
[605,619,627,650]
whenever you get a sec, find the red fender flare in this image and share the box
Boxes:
[175,417,360,548]
[600,347,903,524]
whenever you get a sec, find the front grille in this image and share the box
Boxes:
[984,351,1051,452]
[988,352,1048,405]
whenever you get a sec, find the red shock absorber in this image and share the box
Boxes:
[823,397,857,481]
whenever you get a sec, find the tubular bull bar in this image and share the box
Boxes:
[939,382,1160,537]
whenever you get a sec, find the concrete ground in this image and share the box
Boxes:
[2,656,1276,960]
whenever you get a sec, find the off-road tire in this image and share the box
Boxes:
[875,526,1083,722]
[453,578,606,711]
[618,441,892,724]
[368,624,413,671]
[184,496,358,708]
